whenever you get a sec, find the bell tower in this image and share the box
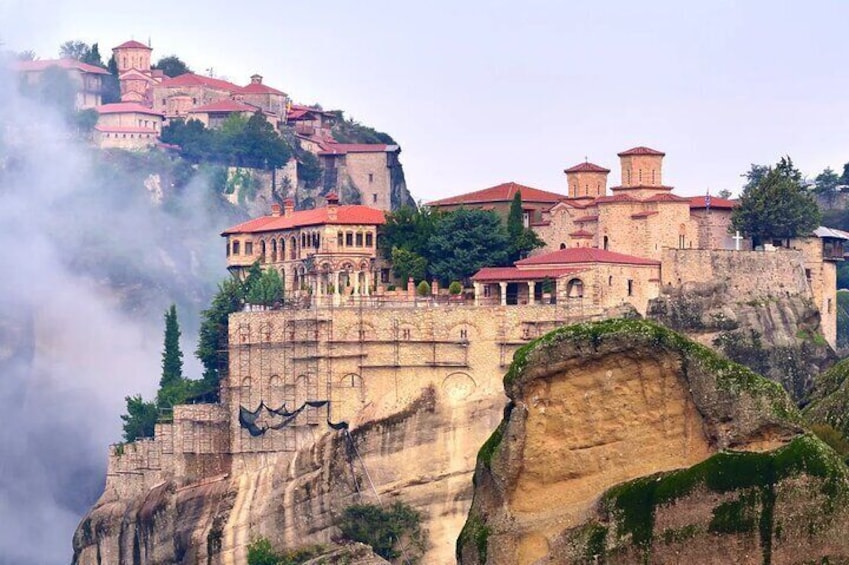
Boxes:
[564,161,610,199]
[617,146,665,188]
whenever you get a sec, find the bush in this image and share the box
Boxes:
[448,281,463,295]
[247,538,325,565]
[337,502,426,560]
[417,281,431,296]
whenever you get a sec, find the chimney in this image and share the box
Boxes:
[271,203,282,216]
[326,191,339,221]
[250,74,263,85]
[283,198,295,216]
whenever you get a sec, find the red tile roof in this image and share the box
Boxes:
[238,82,285,95]
[287,108,311,120]
[569,229,594,238]
[574,215,599,223]
[222,205,385,235]
[472,267,582,282]
[642,193,689,202]
[114,40,152,50]
[158,73,239,92]
[617,146,665,157]
[188,99,260,113]
[689,196,737,210]
[630,211,659,219]
[516,247,660,267]
[428,182,567,207]
[97,102,164,116]
[564,161,610,173]
[13,58,110,75]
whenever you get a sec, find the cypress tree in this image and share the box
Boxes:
[507,191,524,241]
[160,304,183,391]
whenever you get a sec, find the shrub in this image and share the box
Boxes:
[448,281,463,295]
[337,502,426,560]
[417,281,431,297]
[246,538,325,565]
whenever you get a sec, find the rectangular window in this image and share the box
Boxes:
[627,279,633,296]
[380,268,390,283]
[338,232,344,247]
[346,232,353,246]
[366,233,374,247]
[232,240,240,255]
[226,242,231,257]
[356,233,363,246]
[368,173,374,183]
[373,193,378,203]
[245,241,253,255]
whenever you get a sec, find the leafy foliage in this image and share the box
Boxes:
[337,502,426,560]
[245,267,284,307]
[153,55,191,78]
[391,246,427,284]
[160,114,292,170]
[417,280,431,296]
[196,277,245,388]
[427,208,510,283]
[120,394,158,442]
[246,538,325,565]
[731,157,821,245]
[331,115,396,145]
[379,206,439,261]
[158,304,184,405]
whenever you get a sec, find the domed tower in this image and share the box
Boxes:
[564,161,610,199]
[617,146,665,188]
[112,40,152,74]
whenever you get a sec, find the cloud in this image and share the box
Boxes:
[0,65,234,563]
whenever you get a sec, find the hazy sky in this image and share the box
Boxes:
[3,0,849,200]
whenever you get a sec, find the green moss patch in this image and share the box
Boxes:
[601,435,848,561]
[457,513,490,564]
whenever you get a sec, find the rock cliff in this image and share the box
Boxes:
[457,319,849,564]
[73,385,502,564]
[648,281,836,402]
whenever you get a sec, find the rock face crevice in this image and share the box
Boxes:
[458,319,849,565]
[73,385,502,564]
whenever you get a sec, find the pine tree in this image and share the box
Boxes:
[160,304,183,392]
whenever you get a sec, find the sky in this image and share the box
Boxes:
[3,0,849,201]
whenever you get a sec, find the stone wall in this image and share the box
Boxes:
[661,248,810,297]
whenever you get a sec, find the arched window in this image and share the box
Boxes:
[338,231,344,247]
[566,278,584,298]
[356,232,363,247]
[259,240,266,262]
[290,237,296,259]
[280,238,285,260]
[559,242,567,250]
[271,239,277,262]
[366,233,373,247]
[603,236,609,250]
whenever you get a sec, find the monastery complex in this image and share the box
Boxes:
[85,141,845,563]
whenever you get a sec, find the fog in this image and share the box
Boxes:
[0,68,239,563]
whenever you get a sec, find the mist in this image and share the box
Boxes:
[0,67,240,563]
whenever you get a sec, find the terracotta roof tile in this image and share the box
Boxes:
[617,146,665,157]
[630,211,659,219]
[574,215,599,222]
[238,82,286,95]
[564,161,610,173]
[12,58,110,75]
[689,196,737,210]
[319,143,395,155]
[472,267,581,282]
[569,229,594,238]
[222,205,385,235]
[114,40,152,50]
[593,193,640,204]
[428,182,567,207]
[97,102,164,116]
[95,125,159,134]
[158,72,239,92]
[516,247,659,266]
[642,193,689,202]
[609,185,675,192]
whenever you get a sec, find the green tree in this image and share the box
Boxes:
[841,162,849,187]
[731,158,821,246]
[246,267,284,308]
[427,208,510,283]
[815,167,840,207]
[158,304,184,407]
[338,502,425,560]
[153,55,191,77]
[718,189,733,199]
[505,192,544,260]
[378,205,436,261]
[71,108,98,136]
[59,40,90,61]
[507,191,524,242]
[82,43,104,67]
[33,65,78,116]
[120,394,158,441]
[196,278,244,389]
[390,246,427,283]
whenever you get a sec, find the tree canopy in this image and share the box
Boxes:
[59,40,104,67]
[506,191,544,261]
[731,158,821,245]
[152,55,191,78]
[160,114,291,170]
[427,208,510,283]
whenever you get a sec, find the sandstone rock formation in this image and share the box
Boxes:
[73,385,503,564]
[648,280,836,401]
[803,357,849,436]
[457,318,849,564]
